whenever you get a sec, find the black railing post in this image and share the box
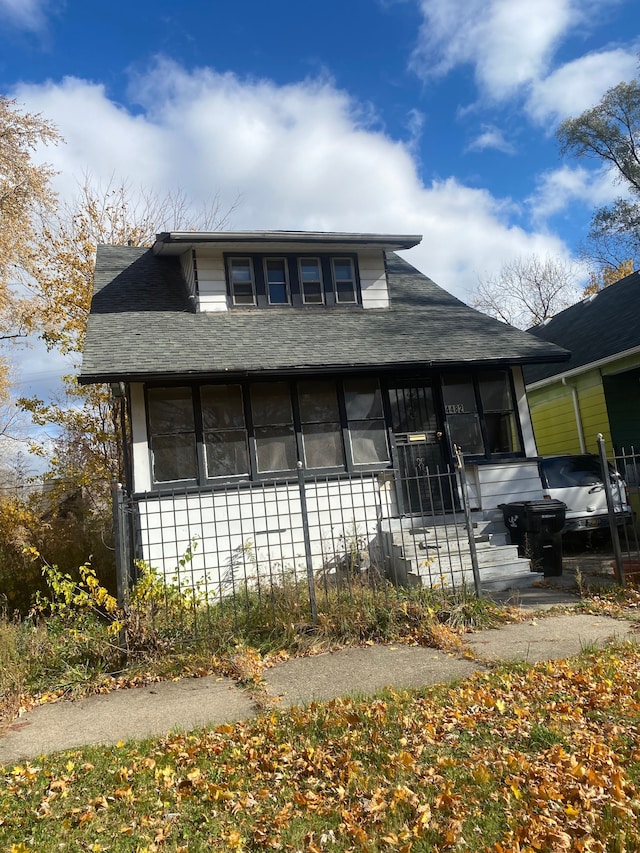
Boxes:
[297,462,318,624]
[453,446,482,596]
[112,481,131,607]
[597,434,625,585]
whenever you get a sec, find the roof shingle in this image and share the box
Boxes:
[80,244,569,383]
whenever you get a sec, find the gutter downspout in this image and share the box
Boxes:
[562,377,585,453]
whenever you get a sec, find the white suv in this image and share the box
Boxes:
[539,454,632,533]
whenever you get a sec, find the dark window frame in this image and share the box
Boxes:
[144,370,524,489]
[440,369,524,461]
[224,252,362,309]
[145,376,389,487]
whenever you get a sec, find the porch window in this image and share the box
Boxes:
[201,384,249,478]
[229,258,256,305]
[442,371,522,457]
[441,374,485,455]
[298,380,344,468]
[299,258,324,304]
[479,371,522,454]
[251,382,297,472]
[147,387,197,483]
[332,258,357,303]
[344,378,389,464]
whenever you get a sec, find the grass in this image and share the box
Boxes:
[1,643,640,851]
[0,579,510,727]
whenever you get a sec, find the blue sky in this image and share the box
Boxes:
[1,0,640,417]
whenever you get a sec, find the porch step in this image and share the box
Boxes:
[379,514,535,591]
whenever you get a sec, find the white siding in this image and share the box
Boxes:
[130,383,151,494]
[192,248,229,312]
[358,249,389,309]
[473,460,544,510]
[135,476,393,595]
[513,366,538,457]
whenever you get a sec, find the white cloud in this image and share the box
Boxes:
[526,47,639,124]
[528,163,624,222]
[467,125,515,154]
[13,61,571,305]
[0,0,53,32]
[410,0,575,99]
[410,0,634,117]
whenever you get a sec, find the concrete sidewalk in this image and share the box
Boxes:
[1,574,637,766]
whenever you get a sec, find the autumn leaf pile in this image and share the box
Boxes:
[2,643,640,852]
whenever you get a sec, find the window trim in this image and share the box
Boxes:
[227,257,257,306]
[332,256,357,304]
[298,256,325,305]
[263,256,291,306]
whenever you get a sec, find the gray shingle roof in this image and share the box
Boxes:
[79,244,569,383]
[524,271,640,385]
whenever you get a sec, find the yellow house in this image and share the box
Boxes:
[525,271,640,456]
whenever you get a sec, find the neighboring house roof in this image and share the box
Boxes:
[79,243,569,384]
[525,271,640,387]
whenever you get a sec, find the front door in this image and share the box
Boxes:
[387,381,457,514]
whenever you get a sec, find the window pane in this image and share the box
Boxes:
[485,413,521,454]
[303,423,343,468]
[302,282,323,304]
[265,258,289,304]
[350,421,389,464]
[442,374,477,414]
[336,281,356,303]
[148,388,194,434]
[300,258,324,304]
[333,258,356,303]
[480,371,513,411]
[152,434,197,482]
[447,413,484,455]
[250,383,293,426]
[230,259,252,281]
[298,381,339,422]
[205,430,249,477]
[345,379,384,420]
[255,426,297,472]
[201,385,245,430]
[300,259,321,281]
[230,258,255,305]
[333,259,353,280]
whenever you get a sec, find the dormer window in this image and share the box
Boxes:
[225,253,361,308]
[264,257,290,304]
[333,258,356,303]
[229,258,256,305]
[299,258,324,304]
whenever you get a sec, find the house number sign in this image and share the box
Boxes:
[445,404,465,414]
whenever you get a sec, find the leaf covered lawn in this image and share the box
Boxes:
[2,643,640,852]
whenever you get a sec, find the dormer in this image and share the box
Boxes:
[152,230,422,312]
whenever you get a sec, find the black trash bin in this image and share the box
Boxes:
[500,499,566,577]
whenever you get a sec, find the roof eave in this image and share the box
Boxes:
[78,350,570,386]
[152,230,423,255]
[526,343,640,390]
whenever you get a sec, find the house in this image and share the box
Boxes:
[525,271,640,457]
[79,231,568,593]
